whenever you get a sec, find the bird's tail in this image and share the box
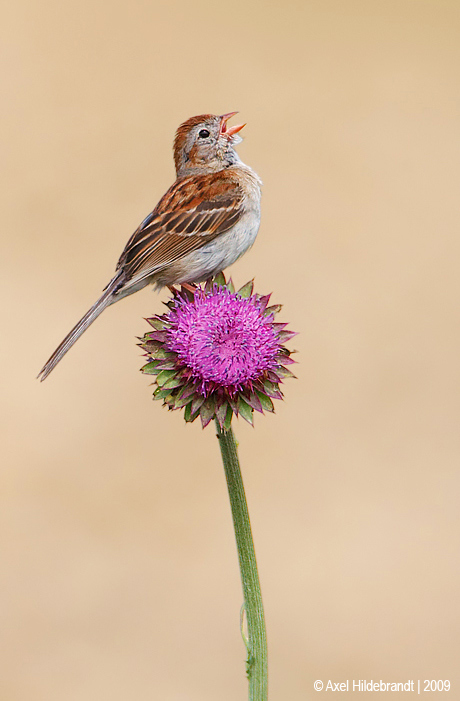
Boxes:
[38,274,124,382]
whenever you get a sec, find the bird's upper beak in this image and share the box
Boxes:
[220,112,246,138]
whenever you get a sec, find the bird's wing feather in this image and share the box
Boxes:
[116,172,245,287]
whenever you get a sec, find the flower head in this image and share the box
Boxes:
[139,274,296,428]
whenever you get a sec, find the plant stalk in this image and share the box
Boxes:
[215,420,268,701]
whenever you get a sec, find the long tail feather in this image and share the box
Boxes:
[38,275,123,381]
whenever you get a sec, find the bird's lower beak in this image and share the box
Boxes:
[220,112,246,137]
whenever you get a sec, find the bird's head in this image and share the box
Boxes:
[173,112,246,177]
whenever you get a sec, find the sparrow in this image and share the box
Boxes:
[38,112,262,381]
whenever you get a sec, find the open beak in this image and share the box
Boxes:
[220,111,246,138]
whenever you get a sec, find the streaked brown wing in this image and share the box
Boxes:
[116,172,244,287]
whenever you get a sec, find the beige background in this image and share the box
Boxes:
[2,1,460,699]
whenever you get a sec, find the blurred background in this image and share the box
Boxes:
[2,0,460,698]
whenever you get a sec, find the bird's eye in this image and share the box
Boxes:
[198,129,210,138]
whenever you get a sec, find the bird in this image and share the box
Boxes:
[38,112,262,381]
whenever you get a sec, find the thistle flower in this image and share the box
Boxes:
[139,273,296,428]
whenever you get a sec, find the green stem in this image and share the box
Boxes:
[215,420,268,701]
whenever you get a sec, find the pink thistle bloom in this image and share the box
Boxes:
[140,274,296,428]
